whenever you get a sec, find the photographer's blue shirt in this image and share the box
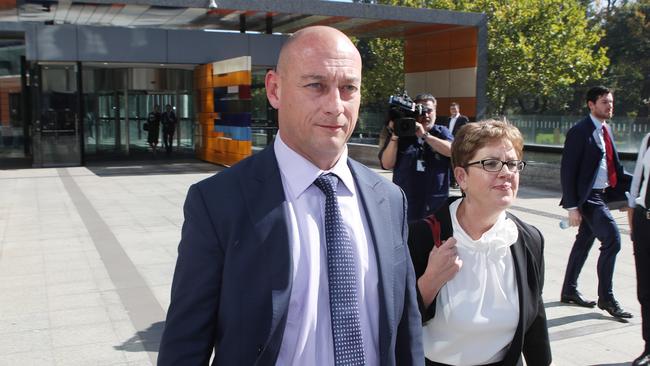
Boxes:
[384,125,453,222]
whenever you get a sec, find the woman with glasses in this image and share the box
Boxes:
[407,119,552,366]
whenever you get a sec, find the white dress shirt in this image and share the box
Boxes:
[590,114,610,190]
[423,199,520,365]
[628,133,650,209]
[274,133,379,365]
[448,115,459,134]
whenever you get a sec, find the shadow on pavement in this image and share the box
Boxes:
[114,321,164,353]
[546,310,629,328]
[86,158,225,177]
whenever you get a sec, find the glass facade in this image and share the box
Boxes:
[34,63,81,167]
[0,44,27,164]
[81,66,194,161]
[250,67,276,149]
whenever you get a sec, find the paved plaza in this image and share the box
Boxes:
[0,159,644,365]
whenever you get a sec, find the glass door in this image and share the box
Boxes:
[96,92,121,154]
[127,91,150,154]
[36,63,80,166]
[81,66,196,160]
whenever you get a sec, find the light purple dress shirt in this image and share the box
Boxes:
[274,133,380,365]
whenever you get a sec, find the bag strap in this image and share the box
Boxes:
[424,215,442,248]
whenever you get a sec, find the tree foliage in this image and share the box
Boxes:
[355,37,404,109]
[366,0,609,115]
[597,0,650,118]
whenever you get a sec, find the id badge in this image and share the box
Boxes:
[416,159,426,172]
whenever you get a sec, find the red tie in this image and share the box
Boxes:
[602,125,617,188]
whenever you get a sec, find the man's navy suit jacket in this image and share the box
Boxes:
[445,115,470,136]
[560,116,628,209]
[158,145,424,365]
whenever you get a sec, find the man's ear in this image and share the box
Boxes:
[265,70,281,109]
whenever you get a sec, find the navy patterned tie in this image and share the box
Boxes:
[314,173,366,366]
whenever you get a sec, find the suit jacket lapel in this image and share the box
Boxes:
[241,146,292,363]
[348,159,395,357]
[590,123,604,154]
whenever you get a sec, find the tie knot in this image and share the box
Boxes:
[314,173,339,197]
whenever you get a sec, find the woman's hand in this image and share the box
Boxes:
[425,237,462,284]
[417,237,463,308]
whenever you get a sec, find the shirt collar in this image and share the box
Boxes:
[589,114,606,128]
[274,131,355,200]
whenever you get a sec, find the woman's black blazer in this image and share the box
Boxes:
[407,200,552,366]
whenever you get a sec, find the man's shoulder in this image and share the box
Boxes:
[568,116,593,133]
[194,150,269,193]
[348,158,401,195]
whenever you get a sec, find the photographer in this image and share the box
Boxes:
[379,93,453,222]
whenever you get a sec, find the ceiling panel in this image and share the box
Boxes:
[9,1,481,42]
[98,4,124,25]
[86,4,110,24]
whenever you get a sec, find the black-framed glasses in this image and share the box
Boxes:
[465,159,526,172]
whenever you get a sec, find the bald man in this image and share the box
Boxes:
[158,26,423,365]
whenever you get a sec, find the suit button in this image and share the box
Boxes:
[257,345,263,355]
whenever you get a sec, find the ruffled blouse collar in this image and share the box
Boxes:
[449,199,519,262]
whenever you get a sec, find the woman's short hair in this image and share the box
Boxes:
[451,119,524,169]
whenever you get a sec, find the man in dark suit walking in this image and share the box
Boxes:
[446,102,469,137]
[158,26,423,365]
[559,85,632,319]
[446,102,469,188]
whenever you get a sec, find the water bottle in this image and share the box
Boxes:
[559,218,570,229]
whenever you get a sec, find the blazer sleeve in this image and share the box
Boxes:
[522,225,553,365]
[560,124,586,208]
[158,183,225,366]
[396,188,426,365]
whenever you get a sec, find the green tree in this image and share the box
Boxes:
[370,0,609,115]
[598,0,650,118]
[357,37,404,109]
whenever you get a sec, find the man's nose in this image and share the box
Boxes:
[323,87,344,115]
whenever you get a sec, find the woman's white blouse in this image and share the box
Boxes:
[423,199,520,365]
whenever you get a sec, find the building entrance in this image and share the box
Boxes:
[85,91,192,158]
[32,63,82,167]
[82,65,194,161]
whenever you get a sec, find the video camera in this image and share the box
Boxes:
[388,91,428,137]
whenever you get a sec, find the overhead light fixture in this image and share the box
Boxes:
[208,0,218,9]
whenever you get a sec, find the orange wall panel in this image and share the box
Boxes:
[195,62,252,166]
[449,28,478,49]
[405,32,450,55]
[405,28,478,73]
[449,47,478,69]
[213,71,251,87]
[404,50,450,73]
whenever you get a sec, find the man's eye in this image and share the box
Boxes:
[306,83,323,90]
[343,85,359,93]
